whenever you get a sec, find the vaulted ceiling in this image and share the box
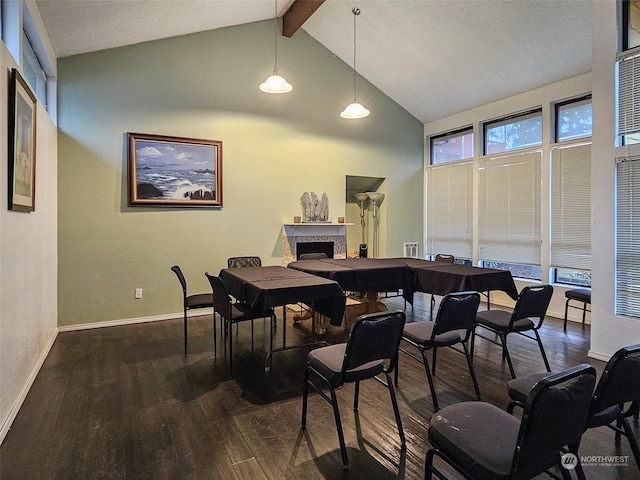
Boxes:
[35,0,592,123]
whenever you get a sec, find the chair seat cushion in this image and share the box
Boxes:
[475,310,534,332]
[403,320,463,347]
[586,404,621,429]
[231,303,272,322]
[507,372,551,405]
[186,293,213,309]
[565,288,591,303]
[308,343,384,386]
[429,402,519,480]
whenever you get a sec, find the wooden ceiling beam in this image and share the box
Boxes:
[282,0,325,38]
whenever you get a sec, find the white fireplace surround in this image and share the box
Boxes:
[282,223,350,265]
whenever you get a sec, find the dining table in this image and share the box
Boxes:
[218,265,346,371]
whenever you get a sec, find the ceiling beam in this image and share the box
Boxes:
[282,0,325,38]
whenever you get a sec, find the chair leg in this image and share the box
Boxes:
[564,298,570,332]
[620,416,640,468]
[386,371,405,445]
[432,348,438,375]
[354,381,360,411]
[581,301,588,327]
[213,311,217,356]
[533,329,551,372]
[184,308,188,354]
[420,348,440,411]
[328,386,349,469]
[251,319,254,351]
[499,334,517,379]
[229,320,233,376]
[301,367,310,428]
[462,342,481,400]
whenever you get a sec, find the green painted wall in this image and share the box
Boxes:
[57,21,423,326]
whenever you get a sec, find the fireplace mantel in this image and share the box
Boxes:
[282,223,352,265]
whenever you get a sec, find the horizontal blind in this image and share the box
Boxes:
[616,157,640,318]
[426,161,473,259]
[618,50,640,136]
[550,143,591,270]
[478,151,541,264]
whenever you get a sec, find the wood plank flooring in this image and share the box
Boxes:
[1,293,639,479]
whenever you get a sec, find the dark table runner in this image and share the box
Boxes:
[219,266,346,326]
[287,257,415,303]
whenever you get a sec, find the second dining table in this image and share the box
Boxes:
[219,265,346,371]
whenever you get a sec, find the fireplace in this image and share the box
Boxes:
[296,241,334,260]
[282,223,348,265]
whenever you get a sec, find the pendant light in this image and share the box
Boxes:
[340,7,369,119]
[260,0,293,94]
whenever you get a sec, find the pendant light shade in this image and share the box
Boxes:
[341,7,369,119]
[340,102,370,119]
[260,74,293,94]
[260,0,292,94]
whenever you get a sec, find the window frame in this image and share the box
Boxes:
[554,95,592,143]
[483,108,543,155]
[429,126,474,165]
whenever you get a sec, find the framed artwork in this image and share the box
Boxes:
[8,68,37,212]
[127,132,222,207]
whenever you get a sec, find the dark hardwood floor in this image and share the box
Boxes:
[1,293,639,479]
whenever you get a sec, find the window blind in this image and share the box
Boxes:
[617,49,640,136]
[478,151,542,264]
[616,156,640,318]
[426,160,473,259]
[550,143,591,270]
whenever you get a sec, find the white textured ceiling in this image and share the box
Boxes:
[35,0,592,124]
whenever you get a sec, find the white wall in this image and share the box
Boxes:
[0,1,58,443]
[590,0,640,360]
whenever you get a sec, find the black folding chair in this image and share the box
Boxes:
[301,310,406,469]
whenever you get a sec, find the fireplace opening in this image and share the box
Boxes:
[296,241,334,260]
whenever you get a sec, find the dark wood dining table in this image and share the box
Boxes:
[218,265,346,371]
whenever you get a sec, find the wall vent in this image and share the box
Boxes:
[403,242,419,258]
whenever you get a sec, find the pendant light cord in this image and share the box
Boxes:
[352,7,360,102]
[273,0,279,74]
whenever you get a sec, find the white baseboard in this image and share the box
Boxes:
[587,349,611,362]
[0,328,58,445]
[57,311,201,332]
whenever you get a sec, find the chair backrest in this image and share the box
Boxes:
[432,291,481,342]
[299,253,328,260]
[171,265,187,296]
[342,310,406,380]
[205,272,232,319]
[513,364,596,479]
[227,256,262,268]
[434,254,455,264]
[510,284,554,328]
[590,343,640,417]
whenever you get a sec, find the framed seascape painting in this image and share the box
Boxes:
[127,133,222,207]
[8,68,37,212]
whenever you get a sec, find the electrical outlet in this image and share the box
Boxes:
[134,288,143,299]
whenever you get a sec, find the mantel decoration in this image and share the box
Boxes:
[300,191,329,222]
[8,68,37,212]
[127,132,222,207]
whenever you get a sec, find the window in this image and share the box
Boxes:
[426,160,473,259]
[550,143,591,286]
[22,29,47,107]
[478,150,542,277]
[616,156,640,317]
[624,0,640,51]
[484,109,542,155]
[555,96,592,142]
[430,127,474,164]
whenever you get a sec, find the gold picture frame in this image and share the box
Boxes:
[127,132,223,208]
